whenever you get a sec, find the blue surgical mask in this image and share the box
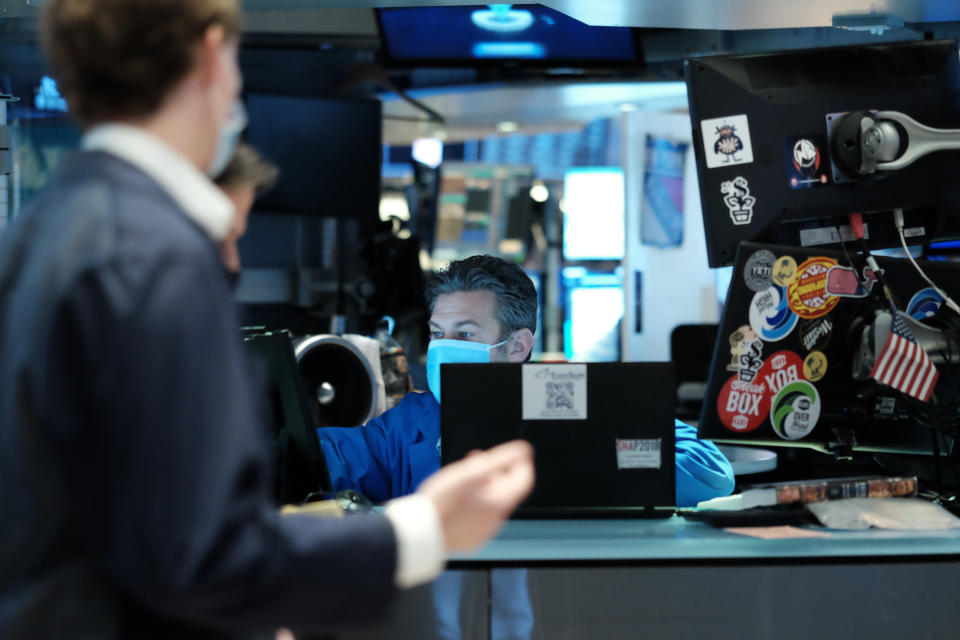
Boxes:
[207,100,247,178]
[426,338,508,404]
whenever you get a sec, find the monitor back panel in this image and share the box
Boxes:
[699,241,960,453]
[441,362,675,512]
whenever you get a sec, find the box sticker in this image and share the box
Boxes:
[744,249,776,292]
[615,438,662,470]
[787,257,840,319]
[700,114,754,168]
[785,136,830,189]
[720,176,756,226]
[717,375,770,433]
[749,286,798,342]
[522,364,587,420]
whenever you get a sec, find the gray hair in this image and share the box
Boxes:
[426,255,538,338]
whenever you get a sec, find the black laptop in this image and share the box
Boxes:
[441,362,676,517]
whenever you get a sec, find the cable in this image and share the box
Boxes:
[892,208,960,315]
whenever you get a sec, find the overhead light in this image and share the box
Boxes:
[497,120,519,133]
[529,181,549,203]
[412,137,443,169]
[620,103,638,112]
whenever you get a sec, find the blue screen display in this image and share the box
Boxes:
[379,4,635,62]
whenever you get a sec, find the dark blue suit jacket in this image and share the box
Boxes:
[0,151,396,639]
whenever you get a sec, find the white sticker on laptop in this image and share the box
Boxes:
[522,364,587,420]
[700,114,754,169]
[616,438,662,470]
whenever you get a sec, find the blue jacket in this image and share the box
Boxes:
[318,391,735,507]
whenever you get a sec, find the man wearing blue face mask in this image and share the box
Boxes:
[318,254,735,507]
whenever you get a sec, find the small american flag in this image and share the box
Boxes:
[870,311,939,402]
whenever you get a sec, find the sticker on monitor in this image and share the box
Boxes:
[700,114,754,169]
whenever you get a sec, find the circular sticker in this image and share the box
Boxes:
[799,316,834,353]
[803,351,828,382]
[787,257,840,319]
[756,350,806,398]
[748,286,798,342]
[717,375,770,433]
[907,287,944,321]
[772,255,798,287]
[744,250,776,292]
[770,380,821,440]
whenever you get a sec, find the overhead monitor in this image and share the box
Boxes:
[377,4,639,67]
[685,39,960,267]
[244,94,381,222]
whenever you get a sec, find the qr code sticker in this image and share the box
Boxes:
[546,382,575,410]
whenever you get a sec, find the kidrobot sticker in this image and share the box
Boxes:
[726,325,764,382]
[772,255,798,287]
[785,136,830,189]
[825,265,877,298]
[756,350,806,399]
[717,375,770,433]
[720,176,756,226]
[701,114,754,168]
[907,287,945,321]
[770,380,821,440]
[786,257,840,319]
[744,249,776,292]
[749,286,798,342]
[799,316,833,353]
[803,351,828,382]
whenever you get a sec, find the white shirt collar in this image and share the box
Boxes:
[82,124,234,241]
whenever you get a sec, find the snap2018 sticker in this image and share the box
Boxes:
[787,256,840,319]
[785,136,830,189]
[720,176,756,226]
[825,265,877,298]
[770,380,821,440]
[744,249,776,292]
[717,375,770,433]
[749,286,798,342]
[772,255,798,287]
[803,351,828,382]
[700,114,755,169]
[799,316,833,353]
[726,325,764,382]
[907,287,945,320]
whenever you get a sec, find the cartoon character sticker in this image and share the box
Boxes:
[787,257,840,319]
[785,136,830,189]
[825,265,877,298]
[907,288,945,320]
[803,351,828,382]
[727,325,764,382]
[772,255,798,287]
[744,250,776,292]
[749,286,798,342]
[770,380,821,440]
[720,176,756,226]
[700,114,755,169]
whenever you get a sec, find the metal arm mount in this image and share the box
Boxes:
[831,109,960,178]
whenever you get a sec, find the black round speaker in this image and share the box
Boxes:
[293,335,378,428]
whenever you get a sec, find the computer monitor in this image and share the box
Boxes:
[698,241,960,456]
[685,39,960,267]
[377,4,639,67]
[244,94,381,222]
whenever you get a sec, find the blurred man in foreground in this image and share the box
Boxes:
[0,2,533,638]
